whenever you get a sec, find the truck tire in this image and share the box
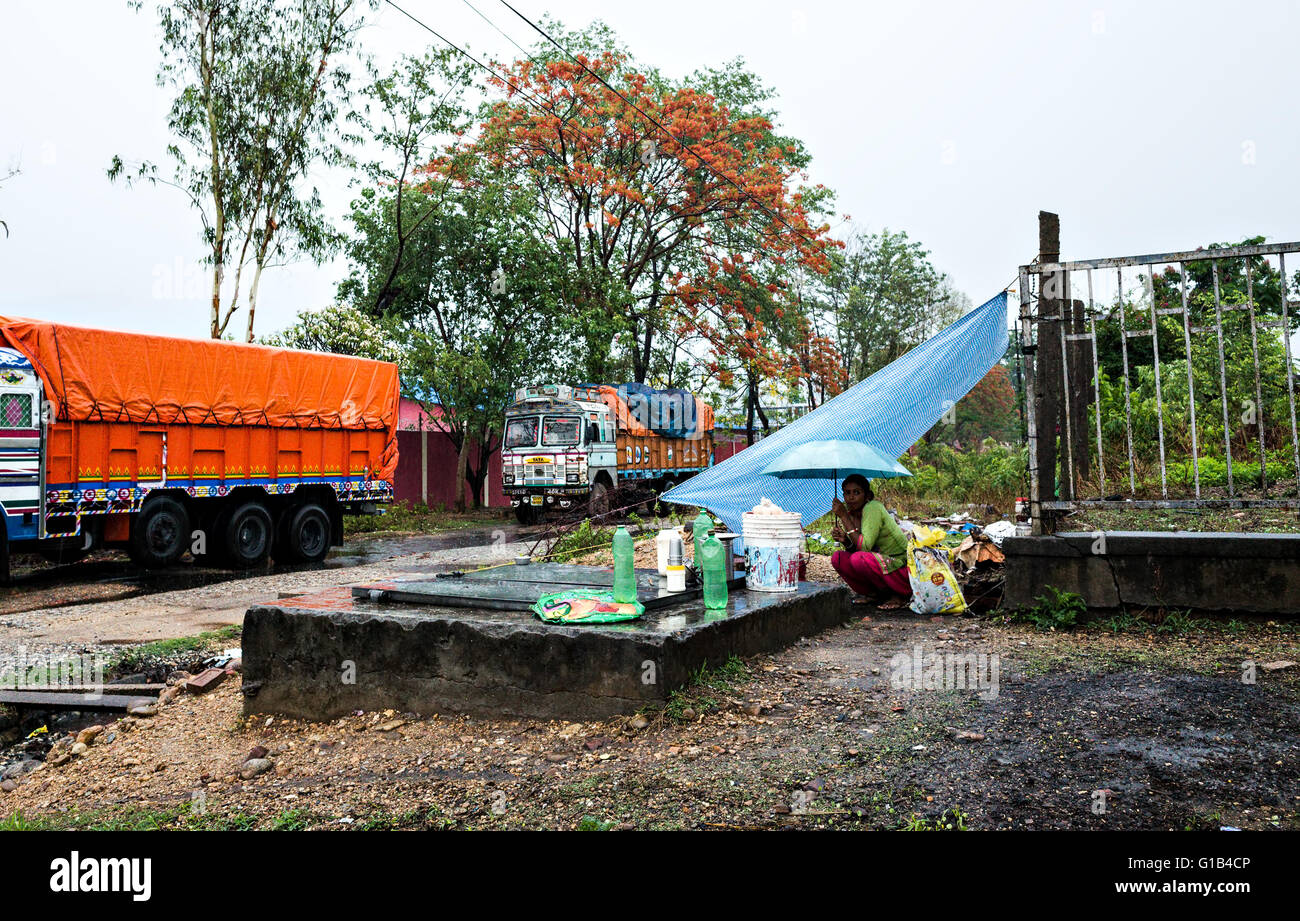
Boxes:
[129,496,190,569]
[223,501,273,569]
[279,503,331,564]
[514,503,537,525]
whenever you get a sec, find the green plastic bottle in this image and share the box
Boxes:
[692,510,713,567]
[700,530,728,610]
[612,526,637,603]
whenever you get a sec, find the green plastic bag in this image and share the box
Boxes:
[532,589,644,624]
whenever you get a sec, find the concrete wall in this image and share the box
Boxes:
[1003,531,1300,615]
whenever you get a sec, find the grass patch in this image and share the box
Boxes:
[661,656,751,723]
[1010,586,1086,631]
[111,625,243,672]
[1,802,260,831]
[903,806,969,831]
[343,502,503,537]
[576,815,616,831]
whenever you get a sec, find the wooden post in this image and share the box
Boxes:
[1036,211,1062,532]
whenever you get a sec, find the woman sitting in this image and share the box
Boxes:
[828,474,912,608]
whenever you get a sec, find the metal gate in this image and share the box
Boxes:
[1018,214,1300,532]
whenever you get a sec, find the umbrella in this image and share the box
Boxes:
[760,439,912,502]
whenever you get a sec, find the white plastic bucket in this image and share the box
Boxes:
[742,511,804,593]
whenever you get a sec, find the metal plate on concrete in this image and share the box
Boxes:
[350,563,736,612]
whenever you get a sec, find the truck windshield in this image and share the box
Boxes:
[505,416,540,448]
[542,416,581,446]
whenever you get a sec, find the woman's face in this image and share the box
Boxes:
[842,481,866,512]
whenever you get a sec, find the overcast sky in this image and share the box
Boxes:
[2,0,1298,340]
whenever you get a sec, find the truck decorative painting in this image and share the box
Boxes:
[0,317,399,574]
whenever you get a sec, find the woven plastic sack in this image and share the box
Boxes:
[532,589,644,624]
[907,543,967,615]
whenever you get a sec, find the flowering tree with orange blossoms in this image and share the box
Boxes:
[447,32,842,388]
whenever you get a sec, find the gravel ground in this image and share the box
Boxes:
[0,534,542,672]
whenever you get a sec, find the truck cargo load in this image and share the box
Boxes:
[0,316,399,576]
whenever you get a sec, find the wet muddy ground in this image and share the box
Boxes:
[2,604,1296,830]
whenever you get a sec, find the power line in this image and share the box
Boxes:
[495,0,831,255]
[382,0,564,126]
[460,0,544,72]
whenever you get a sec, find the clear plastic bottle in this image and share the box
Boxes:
[692,510,713,567]
[612,526,637,603]
[700,530,728,610]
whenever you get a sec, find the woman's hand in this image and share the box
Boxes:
[831,498,846,517]
[830,522,845,542]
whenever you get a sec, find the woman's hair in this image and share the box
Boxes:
[841,474,874,501]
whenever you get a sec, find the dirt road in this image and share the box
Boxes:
[0,525,543,668]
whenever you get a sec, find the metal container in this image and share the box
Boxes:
[713,531,739,581]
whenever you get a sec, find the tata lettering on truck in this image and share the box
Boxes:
[501,383,714,522]
[0,317,399,578]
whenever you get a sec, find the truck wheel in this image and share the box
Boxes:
[514,503,537,525]
[588,481,610,518]
[223,502,273,569]
[279,503,331,564]
[129,497,190,568]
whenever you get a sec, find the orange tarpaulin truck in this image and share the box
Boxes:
[0,317,398,578]
[501,383,714,523]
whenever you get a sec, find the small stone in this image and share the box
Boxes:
[75,725,105,747]
[628,714,650,731]
[100,731,116,745]
[743,702,762,717]
[246,745,269,761]
[158,686,180,706]
[0,780,15,793]
[1261,661,1297,672]
[239,758,273,780]
[374,719,405,732]
[70,742,88,756]
[127,703,158,718]
[681,708,697,721]
[848,709,863,719]
[153,762,166,773]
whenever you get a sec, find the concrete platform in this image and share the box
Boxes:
[241,569,850,721]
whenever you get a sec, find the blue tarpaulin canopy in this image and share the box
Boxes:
[662,291,1010,537]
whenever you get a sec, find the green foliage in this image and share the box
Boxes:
[879,441,1027,513]
[663,656,750,722]
[1016,586,1087,631]
[262,304,401,363]
[903,807,968,831]
[549,520,614,563]
[576,815,616,831]
[113,0,370,340]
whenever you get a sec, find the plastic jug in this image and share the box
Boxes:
[612,526,637,603]
[700,530,728,610]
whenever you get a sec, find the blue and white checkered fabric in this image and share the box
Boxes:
[662,291,1010,539]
